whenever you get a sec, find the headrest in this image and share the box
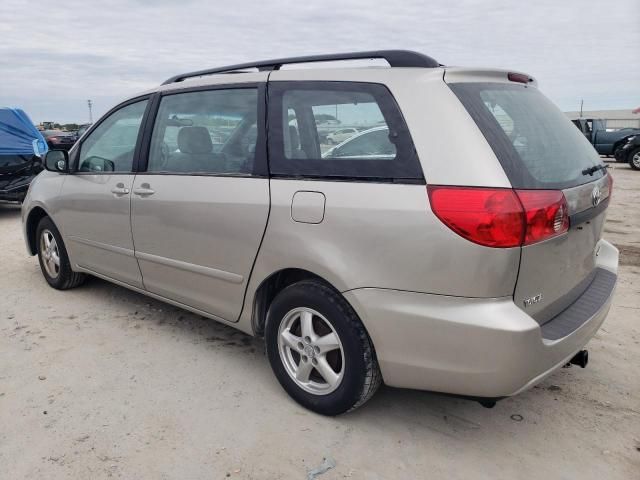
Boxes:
[177,126,213,154]
[289,125,300,149]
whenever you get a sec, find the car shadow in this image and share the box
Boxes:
[0,202,22,218]
[66,274,577,434]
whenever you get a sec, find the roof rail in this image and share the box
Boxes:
[161,50,440,85]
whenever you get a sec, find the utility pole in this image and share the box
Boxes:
[87,99,93,123]
[579,99,584,118]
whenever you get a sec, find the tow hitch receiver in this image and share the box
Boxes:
[568,350,589,368]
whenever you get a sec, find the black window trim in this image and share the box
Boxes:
[71,94,153,175]
[137,82,269,178]
[267,80,425,184]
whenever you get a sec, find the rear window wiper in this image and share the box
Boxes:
[581,164,608,176]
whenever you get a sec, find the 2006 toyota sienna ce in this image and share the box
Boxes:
[22,51,618,415]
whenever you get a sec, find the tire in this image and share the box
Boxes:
[265,280,381,415]
[628,147,640,171]
[36,216,86,290]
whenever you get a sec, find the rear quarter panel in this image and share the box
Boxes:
[243,179,520,299]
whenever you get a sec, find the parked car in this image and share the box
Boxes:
[571,118,640,158]
[614,134,640,170]
[0,108,47,202]
[41,129,76,151]
[325,127,359,144]
[323,126,395,159]
[23,51,618,415]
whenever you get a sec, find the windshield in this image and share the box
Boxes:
[449,82,604,189]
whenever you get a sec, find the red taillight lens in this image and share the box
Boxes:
[427,186,569,248]
[516,190,569,245]
[427,186,524,247]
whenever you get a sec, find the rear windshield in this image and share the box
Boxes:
[449,83,604,189]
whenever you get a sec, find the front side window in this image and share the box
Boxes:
[147,88,259,175]
[78,100,148,173]
[268,82,423,181]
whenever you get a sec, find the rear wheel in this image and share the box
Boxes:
[265,280,381,415]
[629,147,640,170]
[36,216,86,290]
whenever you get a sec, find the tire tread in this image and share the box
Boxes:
[266,280,381,414]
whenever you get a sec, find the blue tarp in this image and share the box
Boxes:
[0,108,48,157]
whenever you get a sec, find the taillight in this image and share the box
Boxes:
[516,190,569,245]
[427,187,524,247]
[427,186,569,248]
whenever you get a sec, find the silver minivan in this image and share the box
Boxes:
[22,51,618,415]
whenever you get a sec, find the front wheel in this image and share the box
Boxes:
[628,147,640,171]
[265,281,381,415]
[36,216,86,290]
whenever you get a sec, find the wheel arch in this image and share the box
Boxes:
[25,206,51,255]
[251,268,342,337]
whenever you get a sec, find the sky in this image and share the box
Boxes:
[1,0,638,124]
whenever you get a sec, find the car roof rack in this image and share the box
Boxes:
[161,50,441,85]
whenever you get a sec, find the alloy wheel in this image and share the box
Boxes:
[277,307,345,395]
[40,229,60,278]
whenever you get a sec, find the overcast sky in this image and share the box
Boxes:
[1,0,638,124]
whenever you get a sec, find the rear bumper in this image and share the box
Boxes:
[343,240,618,398]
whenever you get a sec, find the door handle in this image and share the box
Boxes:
[111,183,130,196]
[133,183,155,197]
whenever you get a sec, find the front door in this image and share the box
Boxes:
[55,99,149,288]
[131,84,270,321]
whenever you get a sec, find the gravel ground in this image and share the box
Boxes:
[1,162,639,479]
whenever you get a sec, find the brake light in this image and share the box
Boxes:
[507,72,532,84]
[427,186,569,248]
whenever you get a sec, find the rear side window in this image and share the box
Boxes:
[148,88,259,175]
[449,83,604,189]
[268,82,423,182]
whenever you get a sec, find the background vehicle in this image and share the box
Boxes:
[23,51,618,415]
[614,134,640,170]
[325,127,358,144]
[322,126,395,159]
[571,118,640,157]
[41,129,76,150]
[0,108,47,202]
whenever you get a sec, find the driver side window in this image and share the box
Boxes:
[77,100,148,173]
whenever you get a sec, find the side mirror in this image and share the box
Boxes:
[44,150,69,172]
